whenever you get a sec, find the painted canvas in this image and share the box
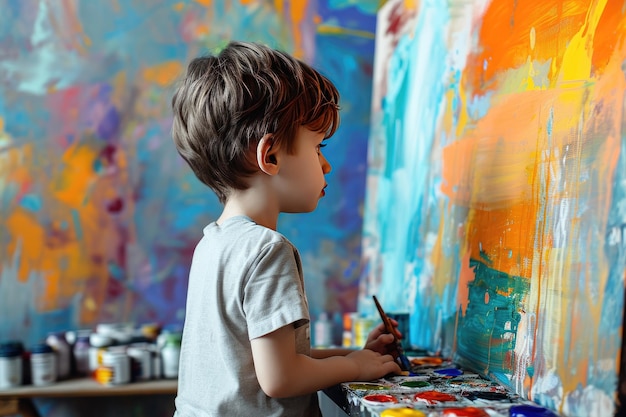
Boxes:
[360,0,626,415]
[0,0,378,348]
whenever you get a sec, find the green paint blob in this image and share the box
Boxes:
[400,380,431,388]
[348,383,389,391]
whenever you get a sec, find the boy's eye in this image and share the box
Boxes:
[317,143,327,152]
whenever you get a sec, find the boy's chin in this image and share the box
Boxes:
[283,201,321,214]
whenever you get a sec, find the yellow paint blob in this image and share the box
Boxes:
[380,408,426,417]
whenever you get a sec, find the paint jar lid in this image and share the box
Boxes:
[30,343,53,354]
[163,333,182,346]
[89,333,113,348]
[0,342,22,357]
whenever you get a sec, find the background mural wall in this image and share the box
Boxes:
[359,0,626,416]
[0,0,379,345]
[0,1,379,415]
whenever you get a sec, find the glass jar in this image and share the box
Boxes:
[73,335,91,376]
[30,343,56,386]
[46,332,71,380]
[161,333,182,379]
[0,342,23,389]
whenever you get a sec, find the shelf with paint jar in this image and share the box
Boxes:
[0,322,183,391]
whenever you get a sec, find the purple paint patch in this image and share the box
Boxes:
[99,144,117,164]
[510,405,559,417]
[106,197,124,213]
[434,368,463,376]
[97,106,120,141]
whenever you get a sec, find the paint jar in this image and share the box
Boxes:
[73,334,91,376]
[46,332,71,380]
[88,333,113,373]
[161,333,182,379]
[313,313,333,347]
[353,316,376,347]
[30,343,57,386]
[127,343,152,381]
[151,343,162,379]
[0,342,23,389]
[95,350,130,386]
[342,313,355,347]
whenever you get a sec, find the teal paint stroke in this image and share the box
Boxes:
[360,0,457,351]
[456,259,530,379]
[593,120,626,394]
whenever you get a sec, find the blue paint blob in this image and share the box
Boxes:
[434,368,463,376]
[510,404,559,417]
[20,194,42,212]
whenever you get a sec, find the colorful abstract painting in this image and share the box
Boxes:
[0,0,379,349]
[360,0,626,415]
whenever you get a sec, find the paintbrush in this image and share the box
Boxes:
[372,295,412,372]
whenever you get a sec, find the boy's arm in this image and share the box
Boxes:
[251,324,400,398]
[311,347,355,358]
[311,321,400,359]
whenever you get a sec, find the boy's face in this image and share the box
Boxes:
[274,126,332,213]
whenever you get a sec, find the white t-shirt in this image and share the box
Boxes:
[174,216,320,417]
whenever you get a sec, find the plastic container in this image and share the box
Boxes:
[30,344,56,386]
[151,344,162,379]
[46,332,71,380]
[95,350,130,385]
[73,335,91,376]
[0,342,23,389]
[314,312,333,347]
[88,333,113,373]
[161,333,181,379]
[127,343,152,381]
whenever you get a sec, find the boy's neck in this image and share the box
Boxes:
[217,187,279,230]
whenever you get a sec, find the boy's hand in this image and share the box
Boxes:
[345,349,401,381]
[363,320,402,355]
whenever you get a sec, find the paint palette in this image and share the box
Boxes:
[340,356,561,417]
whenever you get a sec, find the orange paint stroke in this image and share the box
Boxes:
[285,0,307,59]
[466,0,594,95]
[142,61,184,87]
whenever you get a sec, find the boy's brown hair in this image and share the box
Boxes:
[171,41,340,203]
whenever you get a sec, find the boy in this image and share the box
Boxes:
[171,41,401,417]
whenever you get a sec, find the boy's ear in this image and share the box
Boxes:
[257,134,279,175]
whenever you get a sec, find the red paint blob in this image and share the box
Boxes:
[363,394,398,403]
[414,390,456,404]
[443,407,490,417]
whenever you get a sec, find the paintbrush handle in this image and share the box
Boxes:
[372,295,398,339]
[372,295,411,372]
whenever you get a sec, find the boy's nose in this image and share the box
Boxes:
[321,153,332,174]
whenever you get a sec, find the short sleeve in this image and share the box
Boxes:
[243,241,309,340]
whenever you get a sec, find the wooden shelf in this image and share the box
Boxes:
[0,377,177,398]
